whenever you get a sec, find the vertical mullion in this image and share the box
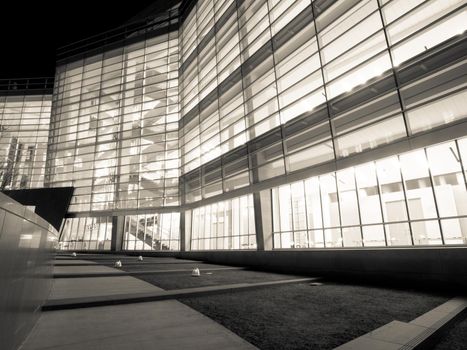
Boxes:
[302,180,311,248]
[397,154,415,245]
[373,161,389,246]
[351,168,365,247]
[455,139,467,191]
[317,175,327,248]
[423,148,444,245]
[311,3,338,163]
[377,0,410,136]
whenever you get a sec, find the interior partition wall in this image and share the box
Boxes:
[0,95,51,190]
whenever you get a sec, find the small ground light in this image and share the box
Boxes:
[309,282,323,286]
[192,267,200,277]
[114,260,122,268]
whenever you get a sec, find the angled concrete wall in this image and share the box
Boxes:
[0,193,58,350]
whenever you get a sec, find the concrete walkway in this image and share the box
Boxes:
[53,265,121,275]
[54,259,97,265]
[21,300,257,350]
[49,276,161,300]
[21,258,257,350]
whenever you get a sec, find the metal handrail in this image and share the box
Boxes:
[0,77,54,91]
[56,6,180,61]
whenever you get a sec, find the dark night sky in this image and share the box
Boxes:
[0,1,169,79]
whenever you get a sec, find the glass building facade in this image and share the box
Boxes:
[272,137,467,249]
[58,216,113,250]
[179,0,467,202]
[123,212,180,250]
[47,31,180,213]
[34,0,467,251]
[47,31,181,250]
[188,194,256,250]
[0,95,51,190]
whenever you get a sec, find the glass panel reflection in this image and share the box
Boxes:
[59,217,112,250]
[0,95,51,190]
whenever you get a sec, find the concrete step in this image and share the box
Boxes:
[335,297,467,350]
[53,266,245,278]
[43,277,318,311]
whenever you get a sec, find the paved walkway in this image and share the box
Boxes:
[49,276,160,300]
[54,259,97,265]
[53,265,120,275]
[21,258,257,350]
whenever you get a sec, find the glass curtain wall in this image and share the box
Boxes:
[47,31,179,213]
[0,95,51,189]
[180,0,321,174]
[123,212,180,250]
[52,0,467,251]
[179,0,467,203]
[189,194,256,250]
[272,137,467,248]
[59,216,112,250]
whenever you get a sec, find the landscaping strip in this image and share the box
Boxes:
[176,282,450,350]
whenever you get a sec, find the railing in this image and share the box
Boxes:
[128,217,172,250]
[0,192,58,350]
[0,77,54,93]
[56,6,180,62]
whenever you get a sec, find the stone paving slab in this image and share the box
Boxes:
[410,297,467,329]
[54,259,97,265]
[21,300,257,350]
[333,336,403,350]
[49,276,162,300]
[335,321,428,349]
[26,258,258,349]
[53,265,122,275]
[368,321,428,345]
